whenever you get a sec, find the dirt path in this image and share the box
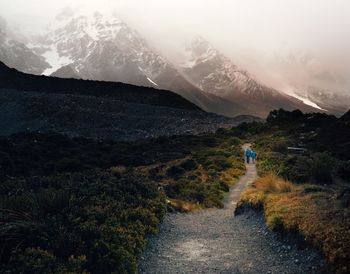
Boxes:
[139,144,328,274]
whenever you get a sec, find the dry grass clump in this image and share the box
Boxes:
[254,174,293,193]
[238,174,350,274]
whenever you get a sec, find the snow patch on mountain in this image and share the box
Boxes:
[42,46,73,75]
[286,91,325,110]
[147,77,158,86]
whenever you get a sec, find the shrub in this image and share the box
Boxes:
[309,152,334,184]
[279,155,311,183]
[180,159,197,171]
[0,170,166,273]
[257,152,284,176]
[339,161,350,180]
[55,158,86,173]
[271,139,288,153]
[227,137,241,146]
[166,165,186,178]
[0,151,14,178]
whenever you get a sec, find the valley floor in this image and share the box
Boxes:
[139,157,328,274]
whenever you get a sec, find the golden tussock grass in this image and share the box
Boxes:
[238,174,350,274]
[220,167,245,186]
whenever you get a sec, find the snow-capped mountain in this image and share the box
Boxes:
[33,11,206,94]
[26,11,249,117]
[0,17,49,75]
[1,11,321,118]
[179,37,318,117]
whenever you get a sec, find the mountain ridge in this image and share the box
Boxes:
[179,37,319,117]
[0,61,199,111]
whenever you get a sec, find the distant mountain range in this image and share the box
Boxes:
[0,11,325,117]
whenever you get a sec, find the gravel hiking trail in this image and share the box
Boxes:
[139,144,328,274]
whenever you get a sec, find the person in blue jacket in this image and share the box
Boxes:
[245,147,252,164]
[251,149,257,163]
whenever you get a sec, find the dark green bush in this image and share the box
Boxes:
[179,159,197,171]
[339,161,350,181]
[257,152,284,175]
[0,170,166,274]
[280,155,312,183]
[166,165,186,178]
[309,152,334,184]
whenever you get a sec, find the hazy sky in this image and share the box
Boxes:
[1,0,350,94]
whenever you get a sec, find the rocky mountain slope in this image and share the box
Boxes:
[24,11,244,118]
[179,37,319,117]
[0,62,256,140]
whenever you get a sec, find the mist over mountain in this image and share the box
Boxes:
[0,11,322,118]
[18,11,249,118]
[0,16,49,74]
[178,37,318,117]
[0,1,348,117]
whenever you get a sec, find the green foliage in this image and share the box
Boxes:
[0,130,245,273]
[0,170,166,274]
[279,155,312,183]
[266,109,304,126]
[339,161,350,180]
[267,213,284,230]
[309,152,335,184]
[233,121,268,137]
[166,165,186,179]
[257,152,284,176]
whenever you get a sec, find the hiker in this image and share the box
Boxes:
[245,147,251,164]
[251,150,257,164]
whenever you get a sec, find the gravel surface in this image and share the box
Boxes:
[139,149,329,274]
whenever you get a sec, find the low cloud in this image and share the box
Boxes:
[0,0,349,94]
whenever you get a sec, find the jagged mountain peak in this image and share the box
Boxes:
[37,10,161,77]
[181,36,234,70]
[180,37,263,96]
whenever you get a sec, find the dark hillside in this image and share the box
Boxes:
[0,62,200,111]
